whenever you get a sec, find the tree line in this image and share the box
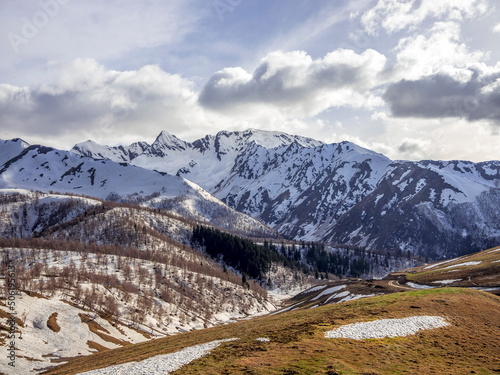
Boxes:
[192,225,305,281]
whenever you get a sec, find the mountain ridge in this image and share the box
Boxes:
[2,129,499,260]
[69,129,500,260]
[0,139,276,237]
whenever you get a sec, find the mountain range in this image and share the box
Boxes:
[72,129,500,259]
[2,129,499,260]
[1,130,499,374]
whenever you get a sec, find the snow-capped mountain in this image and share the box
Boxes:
[0,140,275,237]
[73,129,323,189]
[71,129,500,259]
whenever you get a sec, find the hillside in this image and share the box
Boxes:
[42,288,500,375]
[31,246,500,374]
[70,129,500,260]
[390,246,500,293]
[280,246,500,313]
[0,189,324,373]
[0,235,278,374]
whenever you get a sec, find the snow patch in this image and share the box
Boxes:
[255,337,270,342]
[406,282,435,289]
[76,338,239,375]
[442,261,482,270]
[423,257,466,269]
[325,316,449,340]
[301,285,326,294]
[337,293,378,303]
[435,279,462,284]
[311,285,346,301]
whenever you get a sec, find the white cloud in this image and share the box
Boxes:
[373,116,498,161]
[0,57,343,150]
[361,0,489,35]
[199,49,387,117]
[0,59,216,148]
[393,22,486,81]
[493,23,500,33]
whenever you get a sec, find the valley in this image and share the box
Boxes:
[0,130,499,374]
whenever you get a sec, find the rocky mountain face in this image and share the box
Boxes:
[71,129,500,260]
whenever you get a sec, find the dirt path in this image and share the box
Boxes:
[387,280,416,291]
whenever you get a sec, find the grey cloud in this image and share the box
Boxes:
[398,141,422,154]
[0,88,121,137]
[199,50,386,111]
[383,72,500,124]
[0,61,203,147]
[397,140,426,160]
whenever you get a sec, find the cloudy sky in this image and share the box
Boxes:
[1,0,499,161]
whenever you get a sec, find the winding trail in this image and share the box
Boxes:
[387,280,416,291]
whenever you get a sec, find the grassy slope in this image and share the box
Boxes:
[44,288,500,375]
[401,246,500,287]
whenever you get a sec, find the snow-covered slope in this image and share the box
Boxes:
[72,130,500,259]
[0,243,274,374]
[0,138,28,165]
[0,144,275,237]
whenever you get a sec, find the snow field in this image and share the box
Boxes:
[442,261,482,270]
[76,338,239,375]
[325,316,449,340]
[0,291,150,374]
[311,285,346,301]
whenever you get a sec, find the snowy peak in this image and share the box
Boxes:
[71,140,129,163]
[71,140,152,164]
[0,137,29,165]
[334,140,386,159]
[214,129,324,150]
[151,130,190,154]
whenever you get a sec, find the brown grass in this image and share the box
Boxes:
[0,306,25,328]
[86,341,109,353]
[43,288,500,375]
[405,246,500,287]
[47,312,61,332]
[78,314,130,347]
[23,290,47,299]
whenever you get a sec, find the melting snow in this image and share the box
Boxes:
[302,285,327,294]
[442,261,482,270]
[255,337,270,342]
[337,293,379,303]
[325,316,449,340]
[406,282,435,289]
[436,279,462,284]
[324,290,350,303]
[76,338,239,375]
[311,285,346,301]
[423,257,466,269]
